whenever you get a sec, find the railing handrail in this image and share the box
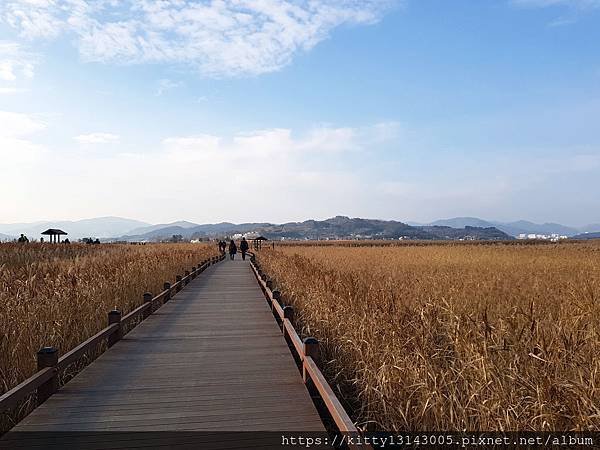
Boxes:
[250,258,364,440]
[283,318,304,357]
[57,323,120,370]
[0,368,55,412]
[303,355,358,433]
[0,253,225,416]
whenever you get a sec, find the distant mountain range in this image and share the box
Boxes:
[1,215,600,242]
[0,217,150,240]
[114,216,512,242]
[572,232,600,240]
[414,217,593,237]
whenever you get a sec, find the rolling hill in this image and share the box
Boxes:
[0,232,15,242]
[114,216,512,242]
[0,217,150,240]
[428,217,581,237]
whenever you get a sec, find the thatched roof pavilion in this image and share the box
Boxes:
[41,229,68,243]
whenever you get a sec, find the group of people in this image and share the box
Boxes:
[218,237,249,261]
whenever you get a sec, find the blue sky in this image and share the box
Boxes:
[1,0,599,226]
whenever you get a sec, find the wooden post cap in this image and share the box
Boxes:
[108,309,122,324]
[261,273,267,281]
[176,275,182,282]
[266,280,273,290]
[37,346,59,405]
[272,290,281,302]
[37,346,58,368]
[107,310,122,347]
[163,282,171,302]
[283,306,294,323]
[143,293,153,318]
[303,337,319,360]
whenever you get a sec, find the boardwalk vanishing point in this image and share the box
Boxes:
[1,258,335,449]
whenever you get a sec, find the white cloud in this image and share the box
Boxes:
[1,0,395,77]
[0,122,395,222]
[74,132,120,144]
[0,110,47,164]
[511,0,600,8]
[0,110,46,137]
[0,86,28,94]
[0,40,36,81]
[156,78,183,96]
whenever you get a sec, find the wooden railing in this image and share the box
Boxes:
[0,253,225,418]
[249,254,369,450]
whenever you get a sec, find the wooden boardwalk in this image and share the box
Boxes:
[2,259,325,448]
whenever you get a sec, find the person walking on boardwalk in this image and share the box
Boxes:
[17,234,29,243]
[228,240,237,260]
[240,237,249,261]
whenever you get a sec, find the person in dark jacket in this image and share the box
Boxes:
[240,237,249,260]
[228,240,237,260]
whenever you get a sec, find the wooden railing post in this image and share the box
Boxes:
[36,347,58,405]
[272,290,281,305]
[261,273,267,282]
[192,266,197,279]
[163,282,171,302]
[283,306,294,324]
[143,292,153,318]
[184,270,190,284]
[303,337,319,383]
[176,275,182,292]
[108,310,122,348]
[283,306,294,339]
[266,280,273,290]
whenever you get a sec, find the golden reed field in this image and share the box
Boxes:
[0,243,218,400]
[257,242,600,432]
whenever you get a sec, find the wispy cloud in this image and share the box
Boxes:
[548,15,578,26]
[74,132,121,145]
[0,110,46,164]
[510,0,599,27]
[0,40,36,82]
[511,0,600,9]
[3,122,395,221]
[0,86,28,94]
[1,0,395,78]
[156,79,183,96]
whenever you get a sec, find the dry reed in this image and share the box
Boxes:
[0,242,218,397]
[258,242,600,431]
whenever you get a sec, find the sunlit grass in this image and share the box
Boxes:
[258,242,600,431]
[0,243,219,395]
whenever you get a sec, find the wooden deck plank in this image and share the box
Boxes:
[3,259,325,445]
